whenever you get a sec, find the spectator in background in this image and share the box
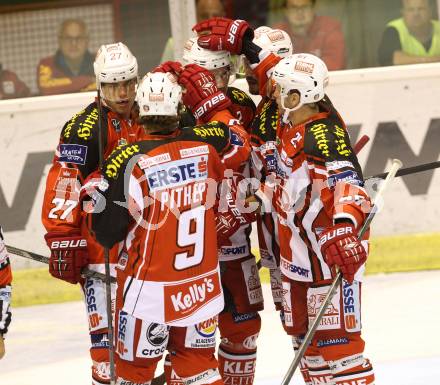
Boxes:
[273,0,346,70]
[0,64,30,99]
[37,19,95,96]
[160,0,226,62]
[224,0,269,28]
[378,0,440,66]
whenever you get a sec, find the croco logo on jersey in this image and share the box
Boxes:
[147,323,168,346]
[105,144,140,179]
[310,123,330,157]
[195,317,218,338]
[146,156,208,192]
[193,124,225,138]
[77,107,99,140]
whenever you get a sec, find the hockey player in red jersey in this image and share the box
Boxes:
[179,38,265,385]
[245,26,293,313]
[264,53,375,385]
[191,19,294,313]
[41,42,143,385]
[0,226,12,360]
[84,71,250,385]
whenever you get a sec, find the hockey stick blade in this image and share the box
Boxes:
[5,244,115,283]
[280,159,403,385]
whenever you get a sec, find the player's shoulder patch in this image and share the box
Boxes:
[61,102,102,142]
[103,143,142,179]
[250,98,279,142]
[227,86,256,110]
[304,114,353,160]
[182,121,230,154]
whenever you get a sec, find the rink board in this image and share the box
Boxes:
[0,63,439,267]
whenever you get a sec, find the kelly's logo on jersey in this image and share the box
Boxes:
[146,156,208,192]
[164,271,221,322]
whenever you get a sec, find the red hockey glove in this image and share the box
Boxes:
[178,64,231,122]
[194,17,253,55]
[318,223,367,284]
[216,179,257,246]
[216,210,256,246]
[152,61,183,77]
[45,230,88,284]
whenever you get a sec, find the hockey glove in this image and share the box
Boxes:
[194,17,254,55]
[45,230,88,284]
[178,64,231,122]
[216,210,256,247]
[152,61,183,77]
[318,223,367,284]
[216,178,257,246]
[0,286,11,337]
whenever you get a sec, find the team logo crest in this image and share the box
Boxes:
[111,118,121,132]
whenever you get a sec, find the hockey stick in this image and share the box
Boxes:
[0,335,5,360]
[367,160,440,180]
[352,134,370,155]
[280,158,403,385]
[5,244,115,283]
[96,87,116,385]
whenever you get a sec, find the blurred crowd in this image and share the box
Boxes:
[1,0,439,101]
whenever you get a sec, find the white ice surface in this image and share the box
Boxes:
[1,270,439,384]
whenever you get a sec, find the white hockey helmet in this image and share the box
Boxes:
[182,37,231,70]
[94,42,138,85]
[253,26,293,58]
[136,72,182,117]
[272,53,329,123]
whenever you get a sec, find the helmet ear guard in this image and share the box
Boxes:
[136,72,182,117]
[272,53,329,123]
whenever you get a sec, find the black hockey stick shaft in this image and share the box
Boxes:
[281,159,403,385]
[5,244,115,283]
[96,88,116,385]
[367,160,440,180]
